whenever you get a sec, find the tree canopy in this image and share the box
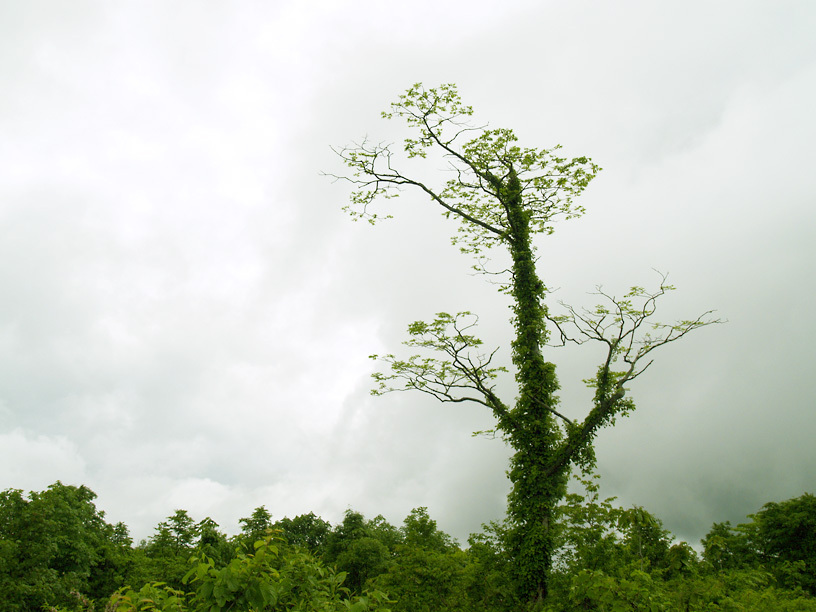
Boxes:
[3,481,813,611]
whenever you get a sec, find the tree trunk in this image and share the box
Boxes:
[500,169,567,605]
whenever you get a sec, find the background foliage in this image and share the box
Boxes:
[1,481,813,611]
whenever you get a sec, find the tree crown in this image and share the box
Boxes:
[333,83,600,256]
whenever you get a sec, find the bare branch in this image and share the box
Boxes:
[544,273,723,475]
[326,140,508,240]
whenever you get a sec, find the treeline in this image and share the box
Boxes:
[1,478,814,611]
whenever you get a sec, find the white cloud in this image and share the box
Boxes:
[0,429,87,490]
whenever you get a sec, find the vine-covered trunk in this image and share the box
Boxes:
[500,170,568,605]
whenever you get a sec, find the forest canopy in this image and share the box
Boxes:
[1,481,814,612]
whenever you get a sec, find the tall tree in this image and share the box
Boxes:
[331,83,718,606]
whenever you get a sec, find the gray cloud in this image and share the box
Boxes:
[0,0,814,547]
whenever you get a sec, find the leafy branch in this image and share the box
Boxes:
[324,83,599,257]
[370,312,513,426]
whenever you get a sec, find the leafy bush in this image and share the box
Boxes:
[104,534,392,612]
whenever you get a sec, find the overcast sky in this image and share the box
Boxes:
[1,1,814,547]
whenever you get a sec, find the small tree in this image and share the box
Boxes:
[239,506,274,545]
[330,82,718,606]
[0,482,131,610]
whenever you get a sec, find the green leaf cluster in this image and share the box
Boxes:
[106,534,392,612]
